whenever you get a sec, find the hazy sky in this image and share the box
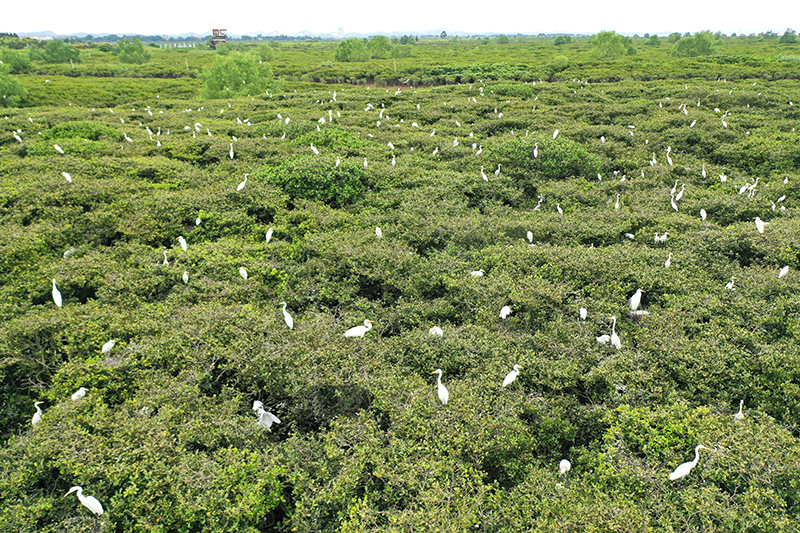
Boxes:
[5,0,793,36]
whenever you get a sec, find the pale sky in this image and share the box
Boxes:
[4,0,793,37]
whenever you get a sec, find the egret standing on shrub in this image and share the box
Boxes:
[71,387,87,400]
[500,306,512,319]
[66,486,104,516]
[280,301,294,330]
[345,319,373,338]
[32,401,43,426]
[433,368,449,405]
[237,174,248,191]
[628,289,642,311]
[669,445,706,480]
[734,399,745,420]
[502,364,521,387]
[52,279,62,308]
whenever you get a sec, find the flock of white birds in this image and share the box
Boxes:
[19,74,794,519]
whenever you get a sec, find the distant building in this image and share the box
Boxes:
[210,29,227,48]
[338,28,344,39]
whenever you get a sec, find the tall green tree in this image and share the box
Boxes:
[780,28,797,44]
[43,39,81,64]
[116,37,151,64]
[199,52,277,98]
[0,67,28,107]
[591,31,636,59]
[367,36,391,59]
[671,31,716,57]
[334,38,370,62]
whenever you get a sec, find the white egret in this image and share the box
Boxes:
[257,408,281,429]
[624,233,635,240]
[480,167,488,181]
[665,253,672,268]
[101,340,115,354]
[628,289,642,311]
[66,486,104,516]
[700,209,707,221]
[54,144,64,154]
[494,164,501,177]
[502,364,521,387]
[779,265,789,279]
[375,227,383,239]
[614,194,620,210]
[596,334,611,344]
[527,231,533,244]
[32,401,43,426]
[559,459,571,475]
[280,301,294,329]
[725,277,735,290]
[754,217,768,234]
[669,445,707,481]
[429,326,444,336]
[266,228,274,243]
[239,267,248,280]
[670,180,679,195]
[229,143,234,159]
[533,142,539,158]
[178,236,187,252]
[500,306,512,319]
[734,399,745,421]
[666,150,673,167]
[470,269,485,277]
[62,172,72,183]
[553,129,559,140]
[702,163,707,178]
[675,184,686,202]
[182,271,189,284]
[391,154,396,166]
[344,319,373,338]
[579,307,587,321]
[363,157,368,169]
[237,174,248,191]
[670,195,678,212]
[163,251,169,266]
[71,387,87,400]
[433,369,449,405]
[556,203,563,216]
[610,316,621,350]
[52,279,63,307]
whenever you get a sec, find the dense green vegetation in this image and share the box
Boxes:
[1,33,800,532]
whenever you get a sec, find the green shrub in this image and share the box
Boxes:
[43,40,81,64]
[671,31,717,57]
[0,69,27,107]
[334,38,370,62]
[116,37,151,65]
[199,52,276,98]
[257,156,368,207]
